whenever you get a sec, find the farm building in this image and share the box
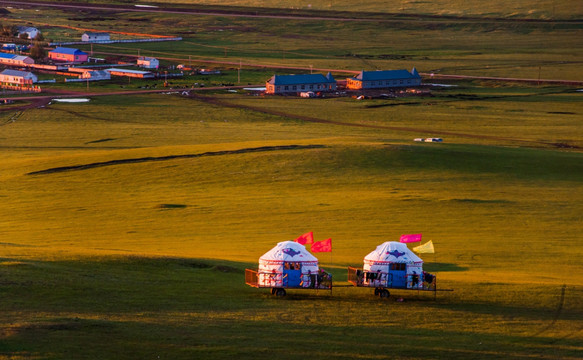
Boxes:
[105,68,155,79]
[2,43,16,51]
[81,32,110,42]
[80,70,111,81]
[346,68,421,90]
[16,26,40,40]
[48,47,89,63]
[0,69,38,85]
[137,57,159,69]
[265,72,336,94]
[0,52,34,66]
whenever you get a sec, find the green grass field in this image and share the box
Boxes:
[1,1,583,359]
[2,87,582,359]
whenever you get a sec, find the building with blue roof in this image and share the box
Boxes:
[0,52,34,66]
[48,47,89,63]
[347,68,421,90]
[266,72,336,94]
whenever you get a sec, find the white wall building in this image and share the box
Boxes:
[137,57,159,69]
[0,69,38,84]
[81,32,111,42]
[17,26,40,40]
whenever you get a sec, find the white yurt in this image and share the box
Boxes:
[363,241,424,289]
[257,241,319,288]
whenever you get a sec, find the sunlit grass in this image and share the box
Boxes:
[1,2,582,358]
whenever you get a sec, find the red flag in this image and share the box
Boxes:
[294,232,314,245]
[311,238,332,252]
[400,233,422,243]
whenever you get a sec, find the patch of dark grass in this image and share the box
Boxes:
[157,203,188,209]
[424,263,468,272]
[449,198,513,204]
[85,138,117,144]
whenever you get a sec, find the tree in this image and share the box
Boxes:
[33,32,44,42]
[2,24,16,37]
[29,44,46,61]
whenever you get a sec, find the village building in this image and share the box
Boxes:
[0,52,34,66]
[137,57,159,69]
[80,70,111,81]
[0,69,38,85]
[16,26,40,40]
[68,67,112,81]
[346,68,422,90]
[81,32,111,42]
[2,43,16,51]
[265,72,336,94]
[48,47,89,63]
[105,68,155,79]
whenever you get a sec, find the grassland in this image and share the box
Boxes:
[6,2,583,81]
[1,1,583,359]
[83,0,583,20]
[2,86,583,359]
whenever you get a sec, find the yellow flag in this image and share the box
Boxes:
[413,240,434,253]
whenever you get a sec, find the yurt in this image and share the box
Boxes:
[362,241,424,289]
[257,241,320,288]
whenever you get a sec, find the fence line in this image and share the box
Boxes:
[0,84,41,92]
[49,37,182,46]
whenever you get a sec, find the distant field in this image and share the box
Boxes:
[97,0,583,19]
[7,2,583,81]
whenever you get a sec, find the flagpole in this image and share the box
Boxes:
[330,239,333,295]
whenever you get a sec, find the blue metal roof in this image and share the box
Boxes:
[50,47,88,55]
[267,73,336,86]
[0,52,16,59]
[351,69,420,81]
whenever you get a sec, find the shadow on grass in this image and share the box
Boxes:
[3,255,583,360]
[3,307,582,360]
[424,262,468,272]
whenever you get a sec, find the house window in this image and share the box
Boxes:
[301,85,305,90]
[292,86,297,90]
[284,86,289,90]
[309,84,313,90]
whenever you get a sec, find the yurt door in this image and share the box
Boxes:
[283,262,301,287]
[389,263,407,288]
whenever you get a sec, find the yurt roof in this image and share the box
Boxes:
[259,241,318,264]
[364,241,423,264]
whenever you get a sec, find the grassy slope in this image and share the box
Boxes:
[1,90,582,358]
